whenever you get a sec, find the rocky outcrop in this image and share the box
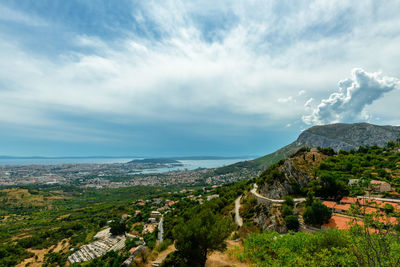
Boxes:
[259,160,309,199]
[253,202,288,233]
[296,122,400,151]
[218,122,400,175]
[258,151,326,199]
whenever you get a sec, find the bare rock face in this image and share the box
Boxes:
[258,151,326,199]
[253,203,288,234]
[296,122,400,151]
[259,159,310,199]
[224,122,400,176]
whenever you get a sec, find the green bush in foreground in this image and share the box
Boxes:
[236,227,400,267]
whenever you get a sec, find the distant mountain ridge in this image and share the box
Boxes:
[216,122,400,174]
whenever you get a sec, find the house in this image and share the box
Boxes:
[148,218,157,224]
[322,201,350,214]
[370,180,392,193]
[121,214,130,221]
[322,215,371,231]
[207,194,219,201]
[322,201,336,209]
[149,211,162,219]
[322,215,358,230]
[135,200,146,206]
[152,198,163,205]
[339,196,358,205]
[348,179,359,185]
[334,204,351,213]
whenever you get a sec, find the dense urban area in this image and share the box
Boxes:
[0,160,257,188]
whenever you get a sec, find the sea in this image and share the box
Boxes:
[0,157,252,174]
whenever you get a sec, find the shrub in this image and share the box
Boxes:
[284,196,294,208]
[281,205,293,218]
[303,202,332,227]
[285,215,299,231]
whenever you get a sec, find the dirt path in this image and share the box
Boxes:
[145,244,176,267]
[16,239,70,267]
[206,240,247,267]
[235,196,243,227]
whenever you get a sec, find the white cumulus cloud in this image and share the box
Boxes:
[302,68,400,125]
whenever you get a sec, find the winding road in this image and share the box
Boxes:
[235,196,243,227]
[251,184,306,203]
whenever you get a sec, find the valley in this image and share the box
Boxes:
[1,123,400,266]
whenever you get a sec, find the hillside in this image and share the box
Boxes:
[257,142,400,198]
[216,123,400,175]
[257,150,328,199]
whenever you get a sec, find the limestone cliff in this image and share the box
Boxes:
[258,151,327,199]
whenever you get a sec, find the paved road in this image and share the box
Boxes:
[235,196,243,227]
[357,196,400,203]
[250,184,306,203]
[158,216,164,244]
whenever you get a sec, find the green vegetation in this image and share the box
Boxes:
[257,142,400,202]
[281,196,299,231]
[285,215,299,231]
[256,160,285,186]
[314,143,400,198]
[0,185,172,266]
[1,134,400,266]
[162,180,250,266]
[303,201,332,227]
[110,220,127,236]
[171,209,233,266]
[236,226,400,267]
[0,243,34,266]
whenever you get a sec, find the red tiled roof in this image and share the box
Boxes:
[323,215,361,230]
[363,207,378,215]
[322,201,337,209]
[334,204,351,211]
[340,197,358,204]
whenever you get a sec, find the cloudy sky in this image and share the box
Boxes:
[1,0,400,157]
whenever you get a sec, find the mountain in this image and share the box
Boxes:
[216,122,400,174]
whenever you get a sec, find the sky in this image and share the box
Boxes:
[0,0,400,157]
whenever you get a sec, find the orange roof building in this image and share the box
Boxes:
[340,197,358,205]
[322,215,362,230]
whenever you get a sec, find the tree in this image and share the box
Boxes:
[303,201,332,227]
[281,205,293,218]
[383,203,394,214]
[305,190,315,207]
[283,196,294,208]
[172,208,233,267]
[387,141,395,149]
[109,221,127,236]
[285,215,299,231]
[318,174,349,200]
